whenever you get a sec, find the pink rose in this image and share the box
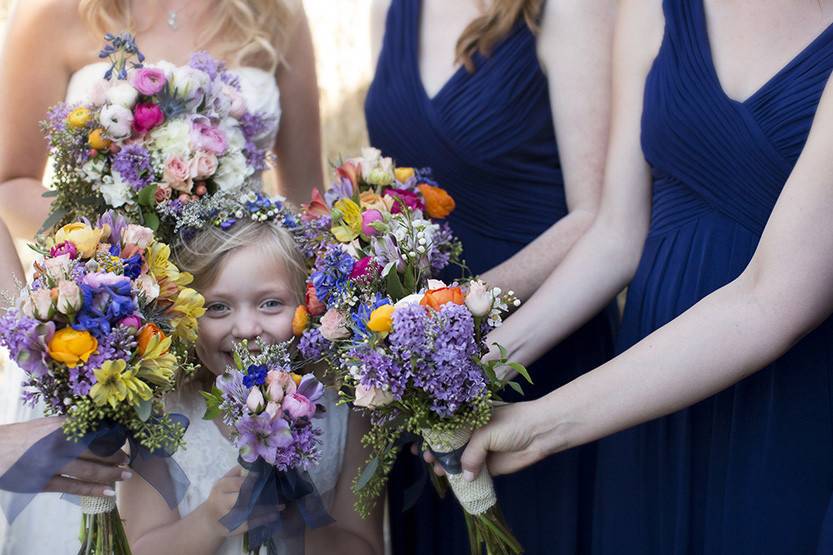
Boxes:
[130,67,168,96]
[190,151,218,180]
[191,122,227,155]
[122,224,154,249]
[353,384,394,409]
[265,370,287,402]
[361,209,383,236]
[282,393,316,419]
[246,387,265,412]
[132,103,165,134]
[163,156,193,193]
[265,401,282,420]
[319,308,350,341]
[384,188,424,214]
[224,85,247,118]
[276,372,297,396]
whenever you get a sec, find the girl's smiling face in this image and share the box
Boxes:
[195,243,299,375]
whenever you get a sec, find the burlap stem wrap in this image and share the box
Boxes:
[80,494,117,515]
[421,427,496,516]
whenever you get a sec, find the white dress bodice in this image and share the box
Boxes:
[166,382,348,555]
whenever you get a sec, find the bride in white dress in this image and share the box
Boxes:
[0,1,339,553]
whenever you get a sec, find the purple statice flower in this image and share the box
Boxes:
[0,310,54,378]
[349,344,409,398]
[275,421,321,471]
[243,364,268,387]
[298,328,331,360]
[188,51,222,80]
[311,245,354,307]
[388,303,431,361]
[237,412,293,465]
[111,144,154,190]
[243,140,268,172]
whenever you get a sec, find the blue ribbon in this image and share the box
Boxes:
[219,457,333,551]
[0,416,190,522]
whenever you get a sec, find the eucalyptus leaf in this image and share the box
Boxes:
[41,190,59,198]
[135,399,153,422]
[356,456,380,490]
[38,208,67,234]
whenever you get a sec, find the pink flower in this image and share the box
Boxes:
[119,315,143,330]
[276,372,297,396]
[122,224,154,249]
[354,384,394,409]
[154,184,172,203]
[191,122,227,155]
[30,288,53,320]
[265,401,282,420]
[282,393,316,419]
[56,280,82,315]
[319,308,350,341]
[163,156,193,193]
[361,209,384,236]
[265,370,287,402]
[224,85,247,118]
[349,256,378,280]
[130,67,167,96]
[132,103,165,134]
[384,188,424,214]
[246,387,265,412]
[190,151,218,179]
[49,241,78,259]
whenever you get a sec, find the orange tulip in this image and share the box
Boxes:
[420,287,465,311]
[417,184,455,219]
[137,323,167,356]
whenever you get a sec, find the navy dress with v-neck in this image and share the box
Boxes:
[365,1,617,554]
[592,1,833,554]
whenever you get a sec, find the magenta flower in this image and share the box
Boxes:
[130,67,167,96]
[384,188,424,214]
[282,393,316,419]
[349,256,376,280]
[237,412,292,465]
[132,103,165,134]
[361,209,383,236]
[50,241,78,259]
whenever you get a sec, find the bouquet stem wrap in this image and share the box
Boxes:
[421,427,496,515]
[80,496,117,515]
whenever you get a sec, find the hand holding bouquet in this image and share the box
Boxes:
[0,213,204,553]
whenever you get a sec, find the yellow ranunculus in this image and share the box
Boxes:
[88,128,111,150]
[54,222,105,259]
[331,198,363,243]
[367,304,395,334]
[90,360,129,408]
[394,167,415,183]
[169,287,206,343]
[47,327,98,368]
[67,107,92,129]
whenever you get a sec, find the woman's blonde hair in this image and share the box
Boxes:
[78,0,301,72]
[455,0,544,72]
[174,220,307,303]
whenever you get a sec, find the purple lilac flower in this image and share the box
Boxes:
[45,103,72,133]
[430,223,455,273]
[239,113,271,142]
[388,303,431,361]
[188,51,222,80]
[298,328,331,359]
[274,421,321,472]
[243,140,268,172]
[349,345,409,398]
[112,144,154,190]
[237,412,292,465]
[68,365,96,396]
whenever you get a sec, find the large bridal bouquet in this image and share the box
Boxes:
[0,214,204,553]
[40,33,272,243]
[293,149,529,554]
[201,339,331,555]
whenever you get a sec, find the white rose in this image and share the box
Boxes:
[353,384,394,410]
[30,288,53,320]
[99,104,134,140]
[464,280,494,318]
[43,254,73,281]
[213,151,251,190]
[105,82,139,108]
[100,172,133,208]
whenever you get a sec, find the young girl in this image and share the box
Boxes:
[118,215,383,555]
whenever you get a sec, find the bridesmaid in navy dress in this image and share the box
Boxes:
[365,0,617,553]
[453,1,833,553]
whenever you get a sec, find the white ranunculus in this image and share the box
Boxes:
[213,151,251,190]
[99,104,134,140]
[100,172,132,208]
[79,157,107,182]
[105,82,139,108]
[353,384,394,410]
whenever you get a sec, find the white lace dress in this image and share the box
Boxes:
[0,62,285,555]
[167,382,348,555]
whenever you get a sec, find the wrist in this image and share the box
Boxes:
[193,503,226,540]
[526,395,574,458]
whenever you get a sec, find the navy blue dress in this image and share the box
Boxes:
[365,1,617,553]
[592,2,833,554]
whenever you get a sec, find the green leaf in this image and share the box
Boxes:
[493,342,509,361]
[508,362,532,384]
[135,399,153,422]
[38,207,67,234]
[233,350,244,370]
[142,211,160,231]
[385,269,408,301]
[507,381,524,396]
[200,389,222,420]
[41,190,59,198]
[403,264,416,292]
[355,456,380,490]
[137,184,158,208]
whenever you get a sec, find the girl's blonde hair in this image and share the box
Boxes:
[78,0,301,72]
[455,0,544,72]
[174,220,307,303]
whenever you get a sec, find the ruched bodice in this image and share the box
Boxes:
[593,2,833,554]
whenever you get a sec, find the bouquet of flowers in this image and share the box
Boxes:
[41,33,273,243]
[292,149,528,554]
[0,213,204,554]
[202,339,332,555]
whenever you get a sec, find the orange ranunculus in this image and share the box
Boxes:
[292,305,310,337]
[88,128,111,150]
[47,328,98,368]
[367,304,395,334]
[137,323,167,356]
[417,183,456,219]
[420,287,465,311]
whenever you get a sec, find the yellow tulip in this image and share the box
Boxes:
[67,107,92,129]
[54,222,105,259]
[367,304,395,334]
[88,128,111,150]
[47,327,98,368]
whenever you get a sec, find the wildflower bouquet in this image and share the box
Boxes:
[293,149,528,554]
[41,33,272,243]
[202,339,331,554]
[0,213,204,554]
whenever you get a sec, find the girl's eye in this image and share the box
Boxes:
[261,299,284,310]
[205,302,229,315]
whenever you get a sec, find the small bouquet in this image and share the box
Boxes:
[41,33,273,242]
[293,149,528,554]
[202,339,332,555]
[0,213,204,554]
